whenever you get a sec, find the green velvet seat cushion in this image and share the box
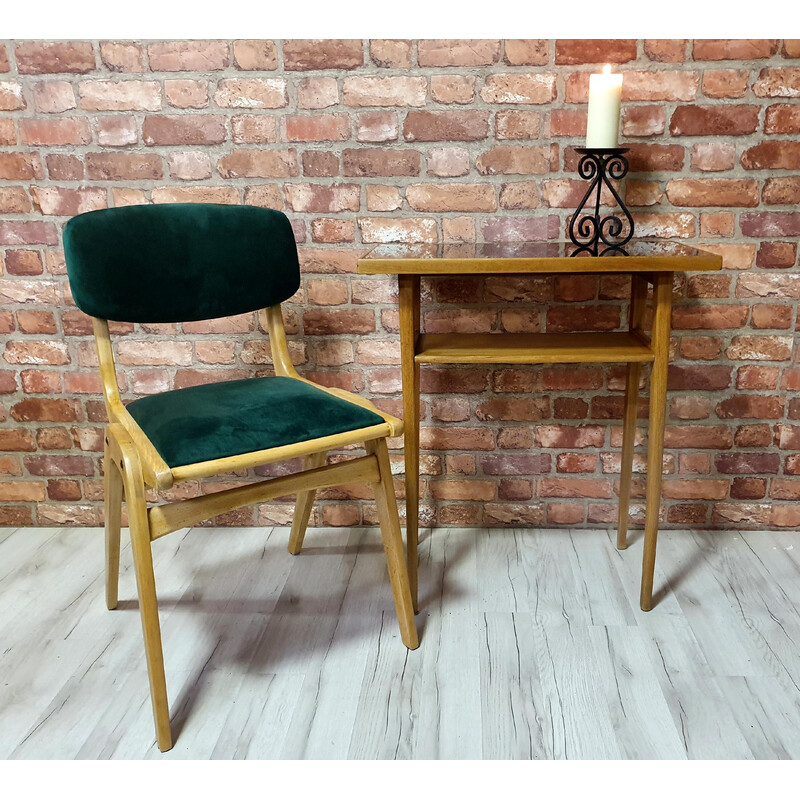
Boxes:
[126,376,385,468]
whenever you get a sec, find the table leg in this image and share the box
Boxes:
[640,272,673,611]
[617,274,648,550]
[398,274,420,613]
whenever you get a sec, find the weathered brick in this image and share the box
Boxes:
[19,118,91,145]
[622,106,666,136]
[369,40,412,69]
[431,75,475,104]
[406,183,496,212]
[477,144,557,175]
[86,152,162,180]
[504,40,548,66]
[753,67,800,98]
[164,79,209,109]
[217,149,298,179]
[232,40,278,70]
[693,40,779,60]
[32,80,76,113]
[147,41,230,71]
[666,179,758,207]
[764,104,800,134]
[79,80,161,111]
[404,110,490,142]
[30,186,107,216]
[95,115,138,147]
[100,42,144,72]
[670,104,760,136]
[282,113,350,142]
[142,115,226,145]
[480,73,556,104]
[742,141,800,170]
[215,78,287,108]
[16,41,96,74]
[231,115,277,144]
[726,335,793,361]
[343,76,427,107]
[285,183,360,213]
[644,40,687,62]
[740,212,800,238]
[756,241,796,269]
[555,39,636,64]
[418,40,500,67]
[343,148,420,177]
[283,40,363,71]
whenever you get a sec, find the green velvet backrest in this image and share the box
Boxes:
[63,204,300,323]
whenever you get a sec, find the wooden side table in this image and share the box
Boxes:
[357,241,723,613]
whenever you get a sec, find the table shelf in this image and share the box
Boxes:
[415,331,654,365]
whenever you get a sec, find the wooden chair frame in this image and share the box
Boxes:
[95,304,418,752]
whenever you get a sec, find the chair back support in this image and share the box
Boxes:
[63,203,300,323]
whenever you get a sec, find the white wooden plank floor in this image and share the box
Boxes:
[1,525,799,760]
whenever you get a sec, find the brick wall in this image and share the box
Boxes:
[1,38,799,530]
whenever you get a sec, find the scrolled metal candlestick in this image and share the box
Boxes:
[568,148,634,257]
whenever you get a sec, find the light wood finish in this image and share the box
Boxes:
[416,331,654,365]
[399,274,421,612]
[359,240,724,275]
[288,451,328,555]
[6,526,800,760]
[617,273,649,550]
[86,299,418,752]
[358,243,722,615]
[640,273,674,611]
[103,435,123,610]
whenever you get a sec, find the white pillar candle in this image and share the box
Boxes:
[586,64,623,148]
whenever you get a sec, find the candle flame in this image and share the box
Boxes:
[602,64,612,74]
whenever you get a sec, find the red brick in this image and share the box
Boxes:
[480,73,556,104]
[32,80,76,113]
[16,41,96,74]
[86,152,162,180]
[343,148,420,177]
[702,69,749,99]
[477,144,557,175]
[46,154,83,180]
[716,395,784,419]
[152,186,239,205]
[763,177,800,206]
[418,40,500,67]
[624,144,685,172]
[666,178,758,208]
[496,110,541,140]
[427,148,470,178]
[622,106,666,137]
[406,183,496,212]
[17,310,56,335]
[421,426,495,451]
[343,76,427,107]
[430,480,495,501]
[764,104,800,134]
[164,79,209,109]
[369,40,412,69]
[546,305,620,332]
[0,430,36,451]
[20,369,62,394]
[664,425,733,449]
[693,39,779,60]
[215,78,287,108]
[100,42,144,72]
[147,41,230,71]
[750,304,793,329]
[742,142,800,171]
[737,365,781,389]
[19,118,91,145]
[30,186,107,216]
[499,182,539,210]
[0,221,59,246]
[404,110,490,142]
[11,398,81,422]
[753,67,800,98]
[282,113,350,142]
[431,75,476,104]
[644,40,687,62]
[283,40,363,71]
[484,503,545,526]
[142,115,226,146]
[0,188,31,214]
[483,216,559,242]
[715,453,780,474]
[78,80,161,111]
[0,81,24,111]
[740,212,800,238]
[0,118,14,145]
[669,105,759,136]
[690,142,737,172]
[217,149,298,179]
[0,153,44,180]
[504,40,548,65]
[232,40,278,70]
[726,335,793,361]
[555,39,636,64]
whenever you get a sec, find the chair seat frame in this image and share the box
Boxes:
[96,304,418,752]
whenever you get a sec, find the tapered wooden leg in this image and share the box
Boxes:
[288,451,328,555]
[399,274,420,613]
[104,435,123,610]
[617,363,641,550]
[640,273,673,612]
[618,274,648,551]
[367,438,419,650]
[111,427,172,752]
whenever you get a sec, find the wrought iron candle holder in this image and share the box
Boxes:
[568,148,634,257]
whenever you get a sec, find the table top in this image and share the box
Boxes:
[357,240,723,275]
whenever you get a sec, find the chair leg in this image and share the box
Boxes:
[112,429,173,752]
[288,451,327,555]
[366,438,419,651]
[104,436,124,610]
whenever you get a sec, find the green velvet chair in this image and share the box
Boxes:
[63,203,418,752]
